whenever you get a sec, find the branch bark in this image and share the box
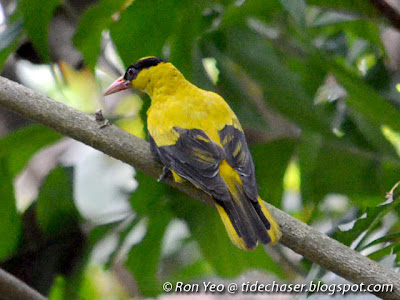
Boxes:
[0,76,399,299]
[0,267,47,300]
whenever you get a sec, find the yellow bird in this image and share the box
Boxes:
[104,57,281,250]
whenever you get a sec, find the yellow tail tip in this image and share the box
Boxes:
[215,199,281,251]
[215,203,249,250]
[257,197,282,244]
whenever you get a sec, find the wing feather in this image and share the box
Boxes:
[219,125,258,202]
[149,124,274,249]
[150,127,231,202]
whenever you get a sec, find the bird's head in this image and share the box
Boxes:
[104,56,167,95]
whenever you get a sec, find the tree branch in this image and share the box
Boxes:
[370,0,400,31]
[0,76,399,299]
[0,267,47,300]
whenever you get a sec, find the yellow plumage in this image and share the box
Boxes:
[104,57,281,250]
[144,64,238,148]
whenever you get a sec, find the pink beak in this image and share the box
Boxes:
[103,76,132,96]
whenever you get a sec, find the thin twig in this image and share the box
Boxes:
[0,268,47,300]
[370,0,400,31]
[0,76,400,299]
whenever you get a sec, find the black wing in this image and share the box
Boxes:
[219,125,258,202]
[149,125,270,248]
[149,127,231,202]
[219,125,272,244]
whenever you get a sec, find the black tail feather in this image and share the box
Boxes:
[215,189,272,250]
[215,199,258,249]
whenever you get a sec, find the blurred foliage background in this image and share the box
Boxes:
[1,0,400,299]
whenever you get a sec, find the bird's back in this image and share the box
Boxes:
[147,78,240,148]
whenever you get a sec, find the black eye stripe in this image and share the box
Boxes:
[124,57,165,81]
[132,57,165,71]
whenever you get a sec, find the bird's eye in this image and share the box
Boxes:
[124,67,137,80]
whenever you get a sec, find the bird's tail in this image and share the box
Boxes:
[215,196,281,250]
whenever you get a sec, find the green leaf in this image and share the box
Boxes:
[126,216,170,296]
[0,18,23,70]
[0,157,21,260]
[19,0,61,61]
[0,125,62,176]
[105,217,139,269]
[169,2,210,86]
[170,258,214,283]
[363,232,400,250]
[127,172,172,296]
[0,19,23,51]
[329,58,400,134]
[311,19,384,53]
[36,167,80,236]
[252,139,296,207]
[310,11,358,27]
[211,27,334,135]
[210,51,269,130]
[279,0,306,28]
[349,111,398,159]
[221,0,282,29]
[297,132,321,206]
[73,0,127,70]
[368,244,399,261]
[299,131,393,205]
[334,194,400,249]
[290,52,398,162]
[307,0,379,19]
[110,0,180,66]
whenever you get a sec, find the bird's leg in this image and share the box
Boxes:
[95,109,111,128]
[157,166,170,182]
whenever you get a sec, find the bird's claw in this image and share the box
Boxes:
[157,166,170,182]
